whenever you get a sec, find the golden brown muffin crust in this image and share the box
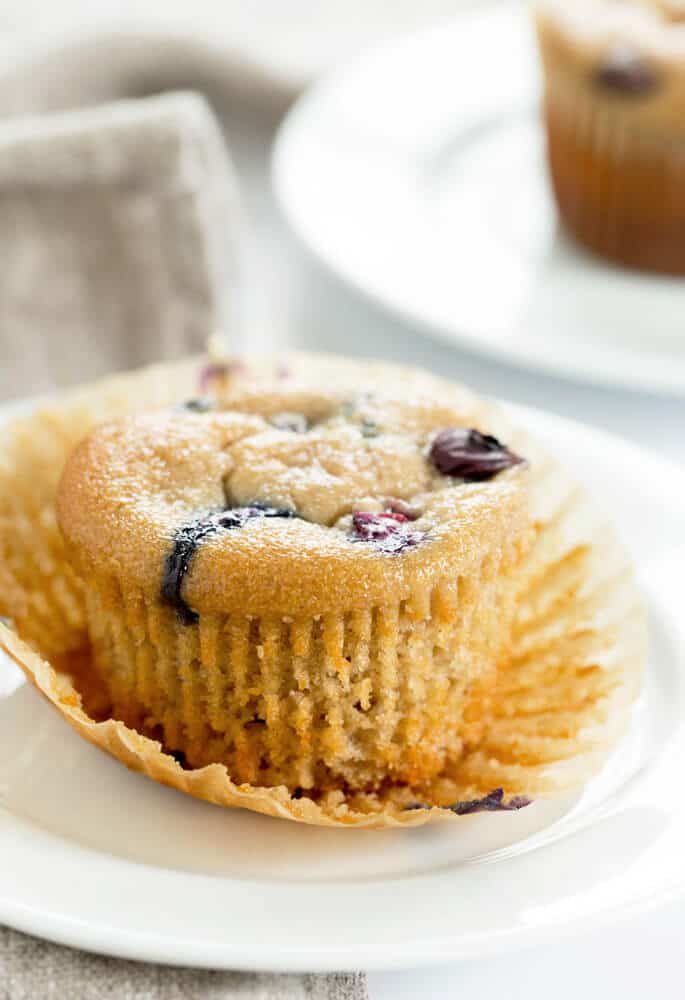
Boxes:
[57,383,529,619]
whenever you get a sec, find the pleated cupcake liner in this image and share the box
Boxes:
[0,355,646,827]
[77,542,521,792]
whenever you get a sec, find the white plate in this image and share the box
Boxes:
[272,1,685,397]
[1,400,684,971]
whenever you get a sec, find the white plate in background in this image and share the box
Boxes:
[273,1,685,396]
[0,401,684,970]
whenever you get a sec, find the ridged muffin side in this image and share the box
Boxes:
[74,519,527,791]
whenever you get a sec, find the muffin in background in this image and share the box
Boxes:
[536,0,685,275]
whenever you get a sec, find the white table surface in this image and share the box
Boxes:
[230,100,685,997]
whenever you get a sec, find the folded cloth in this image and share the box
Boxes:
[0,927,368,1000]
[0,90,240,401]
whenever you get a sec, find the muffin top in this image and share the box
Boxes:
[536,0,685,130]
[57,355,528,619]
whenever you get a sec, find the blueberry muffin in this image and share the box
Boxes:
[536,0,685,274]
[0,353,645,825]
[56,366,530,794]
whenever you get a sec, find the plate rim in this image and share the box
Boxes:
[271,0,685,398]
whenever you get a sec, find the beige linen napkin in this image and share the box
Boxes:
[0,90,240,401]
[0,928,368,999]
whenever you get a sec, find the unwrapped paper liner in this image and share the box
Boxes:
[0,355,645,827]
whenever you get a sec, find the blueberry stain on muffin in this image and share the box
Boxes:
[350,511,423,554]
[162,503,298,624]
[406,788,532,814]
[448,789,531,815]
[430,428,524,481]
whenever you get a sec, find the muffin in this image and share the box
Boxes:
[0,353,645,826]
[536,0,685,274]
[56,369,530,794]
